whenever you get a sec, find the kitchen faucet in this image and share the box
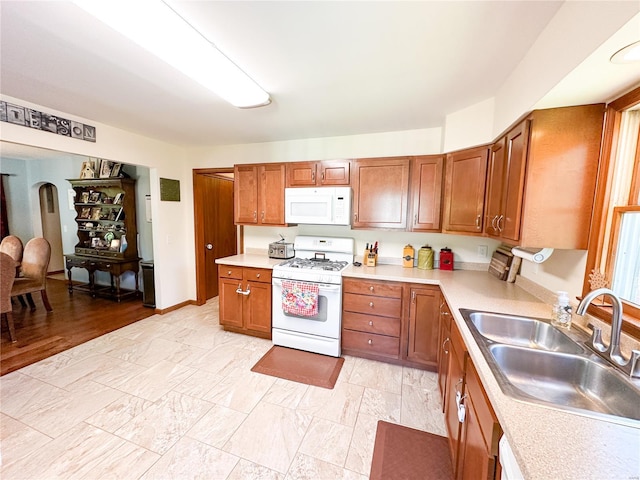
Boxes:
[576,288,640,378]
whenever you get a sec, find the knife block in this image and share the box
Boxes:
[364,249,377,266]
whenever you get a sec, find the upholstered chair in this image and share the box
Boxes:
[0,235,23,264]
[11,237,53,312]
[1,252,17,342]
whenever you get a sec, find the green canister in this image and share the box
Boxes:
[417,245,434,270]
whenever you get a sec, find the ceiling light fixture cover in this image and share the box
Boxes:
[74,0,271,108]
[610,40,640,64]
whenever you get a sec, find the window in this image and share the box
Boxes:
[584,86,640,337]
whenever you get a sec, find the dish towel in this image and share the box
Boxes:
[281,280,319,317]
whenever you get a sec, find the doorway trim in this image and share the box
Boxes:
[193,168,242,305]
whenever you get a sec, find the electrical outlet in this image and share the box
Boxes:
[477,245,488,258]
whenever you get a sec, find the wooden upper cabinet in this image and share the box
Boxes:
[484,104,605,248]
[352,157,410,229]
[285,159,351,187]
[409,155,444,231]
[442,146,489,234]
[234,163,286,225]
[485,121,528,242]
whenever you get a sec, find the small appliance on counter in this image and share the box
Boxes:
[268,236,295,259]
[402,244,415,268]
[439,247,454,270]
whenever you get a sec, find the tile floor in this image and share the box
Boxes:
[0,298,447,479]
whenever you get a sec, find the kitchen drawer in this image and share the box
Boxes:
[342,311,401,337]
[244,268,272,284]
[342,329,400,359]
[343,293,402,318]
[219,266,243,280]
[343,278,402,298]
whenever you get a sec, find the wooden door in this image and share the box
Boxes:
[234,165,259,224]
[245,280,272,335]
[445,343,465,474]
[353,157,410,228]
[219,277,244,328]
[406,286,440,367]
[438,301,452,410]
[286,162,317,187]
[320,160,351,185]
[443,147,489,234]
[259,164,286,225]
[194,168,238,304]
[501,121,529,242]
[485,139,506,237]
[410,155,444,231]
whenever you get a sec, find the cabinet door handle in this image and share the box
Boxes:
[253,211,257,220]
[475,214,481,229]
[235,283,243,294]
[321,171,325,181]
[497,214,504,232]
[236,284,251,296]
[411,291,416,303]
[414,214,417,225]
[442,337,450,354]
[354,213,358,222]
[491,215,498,230]
[311,171,315,182]
[261,211,265,221]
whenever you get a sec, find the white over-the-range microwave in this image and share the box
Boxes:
[284,187,352,225]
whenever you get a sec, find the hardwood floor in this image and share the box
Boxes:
[1,277,155,376]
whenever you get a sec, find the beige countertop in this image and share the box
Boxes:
[216,256,640,479]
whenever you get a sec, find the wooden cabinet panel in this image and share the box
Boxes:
[343,293,402,318]
[320,160,351,185]
[234,165,259,224]
[286,162,317,187]
[485,139,506,237]
[438,300,452,409]
[457,361,501,480]
[442,147,489,234]
[342,312,401,337]
[406,286,440,368]
[244,280,272,334]
[286,160,351,187]
[234,163,286,226]
[343,278,402,297]
[342,329,400,359]
[259,164,286,225]
[352,157,410,229]
[501,123,528,242]
[445,325,466,474]
[410,155,444,231]
[219,277,244,329]
[219,266,272,338]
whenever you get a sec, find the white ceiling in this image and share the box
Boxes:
[0,1,638,148]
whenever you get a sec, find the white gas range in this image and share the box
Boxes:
[271,236,354,357]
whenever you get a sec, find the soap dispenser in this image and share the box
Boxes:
[551,291,572,329]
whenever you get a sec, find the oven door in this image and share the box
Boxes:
[271,277,342,338]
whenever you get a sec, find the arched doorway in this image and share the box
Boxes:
[38,182,64,272]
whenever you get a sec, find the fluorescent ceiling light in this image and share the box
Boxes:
[610,40,640,64]
[74,1,271,108]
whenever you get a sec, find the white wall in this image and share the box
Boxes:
[0,157,33,240]
[0,95,193,309]
[519,250,588,301]
[443,98,495,152]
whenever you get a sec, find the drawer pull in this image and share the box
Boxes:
[368,339,373,345]
[369,286,374,292]
[227,270,232,275]
[368,321,373,326]
[256,273,261,278]
[369,302,374,308]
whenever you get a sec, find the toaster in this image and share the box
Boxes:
[268,241,295,259]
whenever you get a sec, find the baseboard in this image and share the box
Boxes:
[155,299,197,315]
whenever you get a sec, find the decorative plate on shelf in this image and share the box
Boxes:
[104,231,115,243]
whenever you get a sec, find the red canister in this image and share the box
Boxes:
[439,247,454,270]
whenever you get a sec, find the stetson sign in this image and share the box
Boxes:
[0,100,96,142]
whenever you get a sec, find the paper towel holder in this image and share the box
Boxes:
[511,247,554,263]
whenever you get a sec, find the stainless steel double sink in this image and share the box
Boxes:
[460,309,640,427]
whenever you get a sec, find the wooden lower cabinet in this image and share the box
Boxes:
[441,319,502,480]
[437,299,452,409]
[219,266,272,338]
[405,285,441,368]
[342,278,403,361]
[342,278,441,370]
